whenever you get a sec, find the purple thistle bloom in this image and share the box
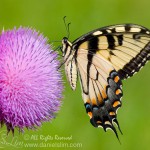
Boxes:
[0,27,63,133]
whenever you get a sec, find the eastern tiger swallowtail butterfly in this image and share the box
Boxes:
[61,24,150,139]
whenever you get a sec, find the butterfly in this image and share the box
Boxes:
[61,24,150,139]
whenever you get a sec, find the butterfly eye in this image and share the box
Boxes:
[62,37,68,44]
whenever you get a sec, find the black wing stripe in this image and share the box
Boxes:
[106,35,115,49]
[116,35,123,46]
[124,24,131,31]
[87,36,99,92]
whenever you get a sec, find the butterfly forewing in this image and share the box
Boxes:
[73,24,150,79]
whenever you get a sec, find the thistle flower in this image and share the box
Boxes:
[0,27,63,133]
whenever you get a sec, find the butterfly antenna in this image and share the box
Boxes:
[67,23,71,39]
[63,16,67,32]
[63,16,71,39]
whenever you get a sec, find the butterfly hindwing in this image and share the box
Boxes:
[77,48,123,137]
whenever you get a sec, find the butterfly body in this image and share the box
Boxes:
[62,24,150,138]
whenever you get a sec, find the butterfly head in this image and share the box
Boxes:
[62,37,72,57]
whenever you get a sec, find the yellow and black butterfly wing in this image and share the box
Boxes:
[72,24,150,137]
[73,24,150,80]
[77,49,123,137]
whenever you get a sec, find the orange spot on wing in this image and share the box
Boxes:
[91,98,97,105]
[101,90,107,99]
[86,99,91,104]
[88,112,93,119]
[115,89,122,95]
[97,93,103,104]
[114,76,120,83]
[113,101,121,107]
[109,111,115,116]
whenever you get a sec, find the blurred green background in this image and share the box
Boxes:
[0,0,150,150]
